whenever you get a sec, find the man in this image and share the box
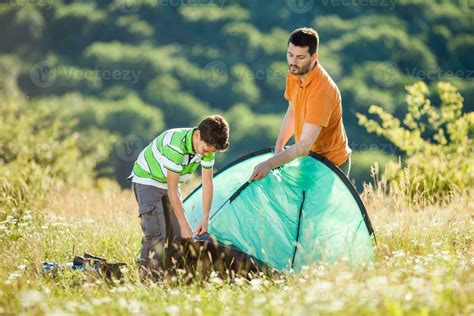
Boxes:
[129,115,230,282]
[250,27,351,181]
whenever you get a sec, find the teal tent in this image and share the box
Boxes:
[184,149,375,272]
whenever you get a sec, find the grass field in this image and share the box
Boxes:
[1,180,472,315]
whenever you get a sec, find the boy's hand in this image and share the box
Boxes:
[194,217,209,235]
[180,224,193,239]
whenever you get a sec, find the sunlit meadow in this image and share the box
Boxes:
[1,175,472,315]
[1,0,473,313]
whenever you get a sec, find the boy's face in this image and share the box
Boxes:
[193,130,217,156]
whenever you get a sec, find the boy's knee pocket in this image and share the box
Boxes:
[139,204,164,237]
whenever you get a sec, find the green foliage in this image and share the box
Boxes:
[31,93,163,182]
[114,15,154,42]
[1,1,473,187]
[179,4,249,22]
[0,6,45,56]
[449,34,474,69]
[0,55,23,100]
[336,26,438,72]
[0,100,112,220]
[350,150,395,186]
[50,2,107,55]
[144,75,211,127]
[314,15,407,41]
[224,104,281,158]
[357,81,474,201]
[230,64,261,105]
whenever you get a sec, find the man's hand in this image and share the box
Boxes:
[194,216,209,235]
[180,223,193,239]
[249,160,272,181]
[274,145,284,155]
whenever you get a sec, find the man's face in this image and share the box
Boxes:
[287,42,315,76]
[193,131,217,156]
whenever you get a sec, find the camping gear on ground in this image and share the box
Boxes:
[183,148,375,272]
[42,253,126,280]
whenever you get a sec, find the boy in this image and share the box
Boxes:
[129,115,230,281]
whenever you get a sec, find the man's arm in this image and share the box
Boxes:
[274,102,296,154]
[250,123,322,181]
[195,167,213,235]
[167,171,193,238]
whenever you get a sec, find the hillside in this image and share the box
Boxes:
[1,0,473,185]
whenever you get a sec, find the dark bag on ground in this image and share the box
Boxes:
[42,253,126,281]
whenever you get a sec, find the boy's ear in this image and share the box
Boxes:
[194,130,201,140]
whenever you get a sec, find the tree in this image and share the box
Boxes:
[357,81,473,202]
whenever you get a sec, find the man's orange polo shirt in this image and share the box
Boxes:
[284,62,351,166]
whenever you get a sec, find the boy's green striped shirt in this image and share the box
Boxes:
[130,127,214,189]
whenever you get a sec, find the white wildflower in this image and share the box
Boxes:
[336,271,353,283]
[250,278,262,291]
[312,280,333,292]
[5,271,22,285]
[210,276,224,285]
[48,307,73,316]
[128,300,142,314]
[273,279,285,285]
[169,289,180,296]
[165,305,180,315]
[393,250,406,257]
[234,277,245,286]
[326,299,345,313]
[20,290,43,309]
[253,295,266,305]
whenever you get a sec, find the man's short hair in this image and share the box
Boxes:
[288,27,319,55]
[197,115,230,151]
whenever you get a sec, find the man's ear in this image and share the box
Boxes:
[311,52,318,64]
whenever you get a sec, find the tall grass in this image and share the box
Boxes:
[1,176,472,315]
[1,82,472,314]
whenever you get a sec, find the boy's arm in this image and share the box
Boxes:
[195,166,213,235]
[167,170,193,239]
[274,102,295,154]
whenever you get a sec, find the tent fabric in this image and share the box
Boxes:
[183,148,375,272]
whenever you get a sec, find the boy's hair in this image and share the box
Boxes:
[288,27,319,55]
[197,115,230,151]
